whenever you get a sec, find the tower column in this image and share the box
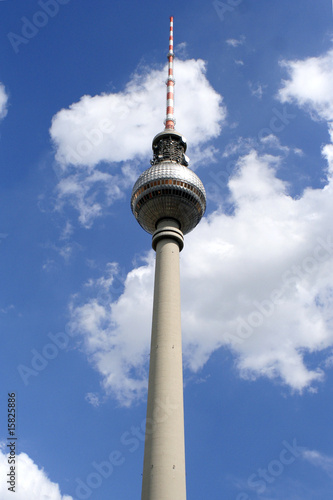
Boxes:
[141,218,186,500]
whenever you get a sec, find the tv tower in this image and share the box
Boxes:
[131,16,206,500]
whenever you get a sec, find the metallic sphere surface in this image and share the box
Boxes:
[131,161,206,235]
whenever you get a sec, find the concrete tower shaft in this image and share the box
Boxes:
[141,219,186,500]
[131,16,206,500]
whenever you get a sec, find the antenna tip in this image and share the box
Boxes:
[170,16,173,22]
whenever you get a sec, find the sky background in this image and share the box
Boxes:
[1,0,333,499]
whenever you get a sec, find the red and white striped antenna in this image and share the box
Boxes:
[165,16,175,130]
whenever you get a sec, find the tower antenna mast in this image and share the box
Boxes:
[165,16,175,130]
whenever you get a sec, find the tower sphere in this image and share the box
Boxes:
[131,132,206,235]
[131,14,206,237]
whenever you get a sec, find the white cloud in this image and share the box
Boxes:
[50,59,224,166]
[226,37,245,48]
[175,42,188,58]
[85,392,102,407]
[302,449,333,478]
[0,83,8,119]
[69,257,154,406]
[182,151,333,387]
[69,147,333,404]
[67,48,333,406]
[0,304,14,314]
[260,134,302,156]
[279,48,333,139]
[0,448,72,499]
[55,168,125,228]
[249,82,265,99]
[222,134,301,162]
[50,59,226,226]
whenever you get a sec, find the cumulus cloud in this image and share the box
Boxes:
[181,152,333,385]
[67,47,333,406]
[51,60,224,167]
[69,258,154,406]
[279,48,333,139]
[54,168,125,227]
[50,60,226,226]
[69,147,333,404]
[0,83,8,119]
[0,447,72,499]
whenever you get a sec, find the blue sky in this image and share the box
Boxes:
[1,0,333,499]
